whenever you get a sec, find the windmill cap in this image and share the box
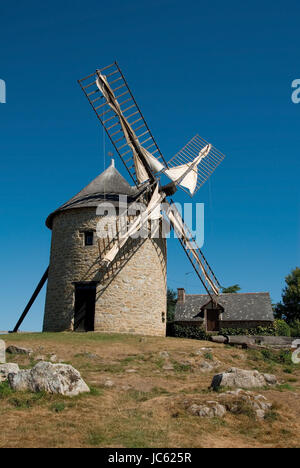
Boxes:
[45,162,139,229]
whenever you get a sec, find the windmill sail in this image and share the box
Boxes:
[167,135,226,196]
[165,144,211,195]
[100,185,163,266]
[163,200,221,298]
[78,62,168,186]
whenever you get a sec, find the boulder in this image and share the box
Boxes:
[0,340,5,364]
[211,367,277,390]
[187,401,226,418]
[6,345,33,356]
[8,361,90,396]
[0,363,20,382]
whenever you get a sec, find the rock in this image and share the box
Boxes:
[0,363,20,382]
[139,337,147,343]
[159,351,169,358]
[35,355,45,362]
[49,355,57,363]
[263,373,278,385]
[162,363,174,371]
[121,385,131,391]
[195,348,213,355]
[8,361,90,396]
[211,367,277,390]
[0,340,5,364]
[6,345,33,356]
[104,379,114,388]
[199,359,221,373]
[126,369,137,373]
[218,389,272,419]
[187,401,226,418]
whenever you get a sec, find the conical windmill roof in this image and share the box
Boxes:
[46,160,139,229]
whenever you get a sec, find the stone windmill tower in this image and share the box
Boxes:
[43,160,167,335]
[12,61,225,335]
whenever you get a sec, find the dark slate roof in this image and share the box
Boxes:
[175,293,274,322]
[46,162,140,229]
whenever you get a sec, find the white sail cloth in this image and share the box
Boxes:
[96,73,211,195]
[101,186,163,265]
[96,73,164,184]
[164,144,211,195]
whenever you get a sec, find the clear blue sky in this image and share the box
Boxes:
[0,0,299,331]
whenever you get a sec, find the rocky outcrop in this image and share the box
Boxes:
[218,389,272,419]
[185,400,226,418]
[0,363,20,382]
[8,361,90,396]
[6,345,33,356]
[211,367,277,390]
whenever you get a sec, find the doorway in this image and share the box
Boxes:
[206,309,220,332]
[74,283,97,332]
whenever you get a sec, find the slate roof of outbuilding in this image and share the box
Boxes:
[175,293,274,322]
[46,162,140,229]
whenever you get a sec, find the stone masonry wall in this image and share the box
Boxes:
[43,207,167,336]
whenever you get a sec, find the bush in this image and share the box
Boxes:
[290,320,300,337]
[220,326,276,336]
[167,323,209,341]
[274,319,291,337]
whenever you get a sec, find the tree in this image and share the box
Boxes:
[222,284,241,294]
[274,267,300,324]
[167,288,177,322]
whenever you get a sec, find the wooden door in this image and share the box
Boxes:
[206,309,219,332]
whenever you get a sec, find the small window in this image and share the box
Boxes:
[84,231,94,246]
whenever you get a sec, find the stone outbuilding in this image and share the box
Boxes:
[174,289,274,332]
[43,161,167,335]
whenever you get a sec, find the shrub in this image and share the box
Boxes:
[274,319,291,337]
[290,320,300,337]
[220,326,276,336]
[167,323,209,341]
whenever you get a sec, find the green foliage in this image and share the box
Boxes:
[221,284,241,294]
[167,323,209,341]
[50,402,66,413]
[274,267,300,324]
[220,326,276,336]
[290,320,300,337]
[274,319,291,337]
[167,288,177,322]
[204,352,213,360]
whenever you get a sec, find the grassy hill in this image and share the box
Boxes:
[0,332,299,448]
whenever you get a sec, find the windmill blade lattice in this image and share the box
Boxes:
[167,135,226,196]
[78,62,168,186]
[163,199,221,300]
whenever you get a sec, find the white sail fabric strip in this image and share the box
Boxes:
[102,186,163,265]
[96,74,164,184]
[165,144,211,195]
[166,209,219,295]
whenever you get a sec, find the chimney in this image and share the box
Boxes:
[177,288,186,304]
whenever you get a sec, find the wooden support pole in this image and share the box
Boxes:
[11,267,49,333]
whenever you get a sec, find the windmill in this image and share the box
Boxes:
[78,62,225,302]
[12,61,225,333]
